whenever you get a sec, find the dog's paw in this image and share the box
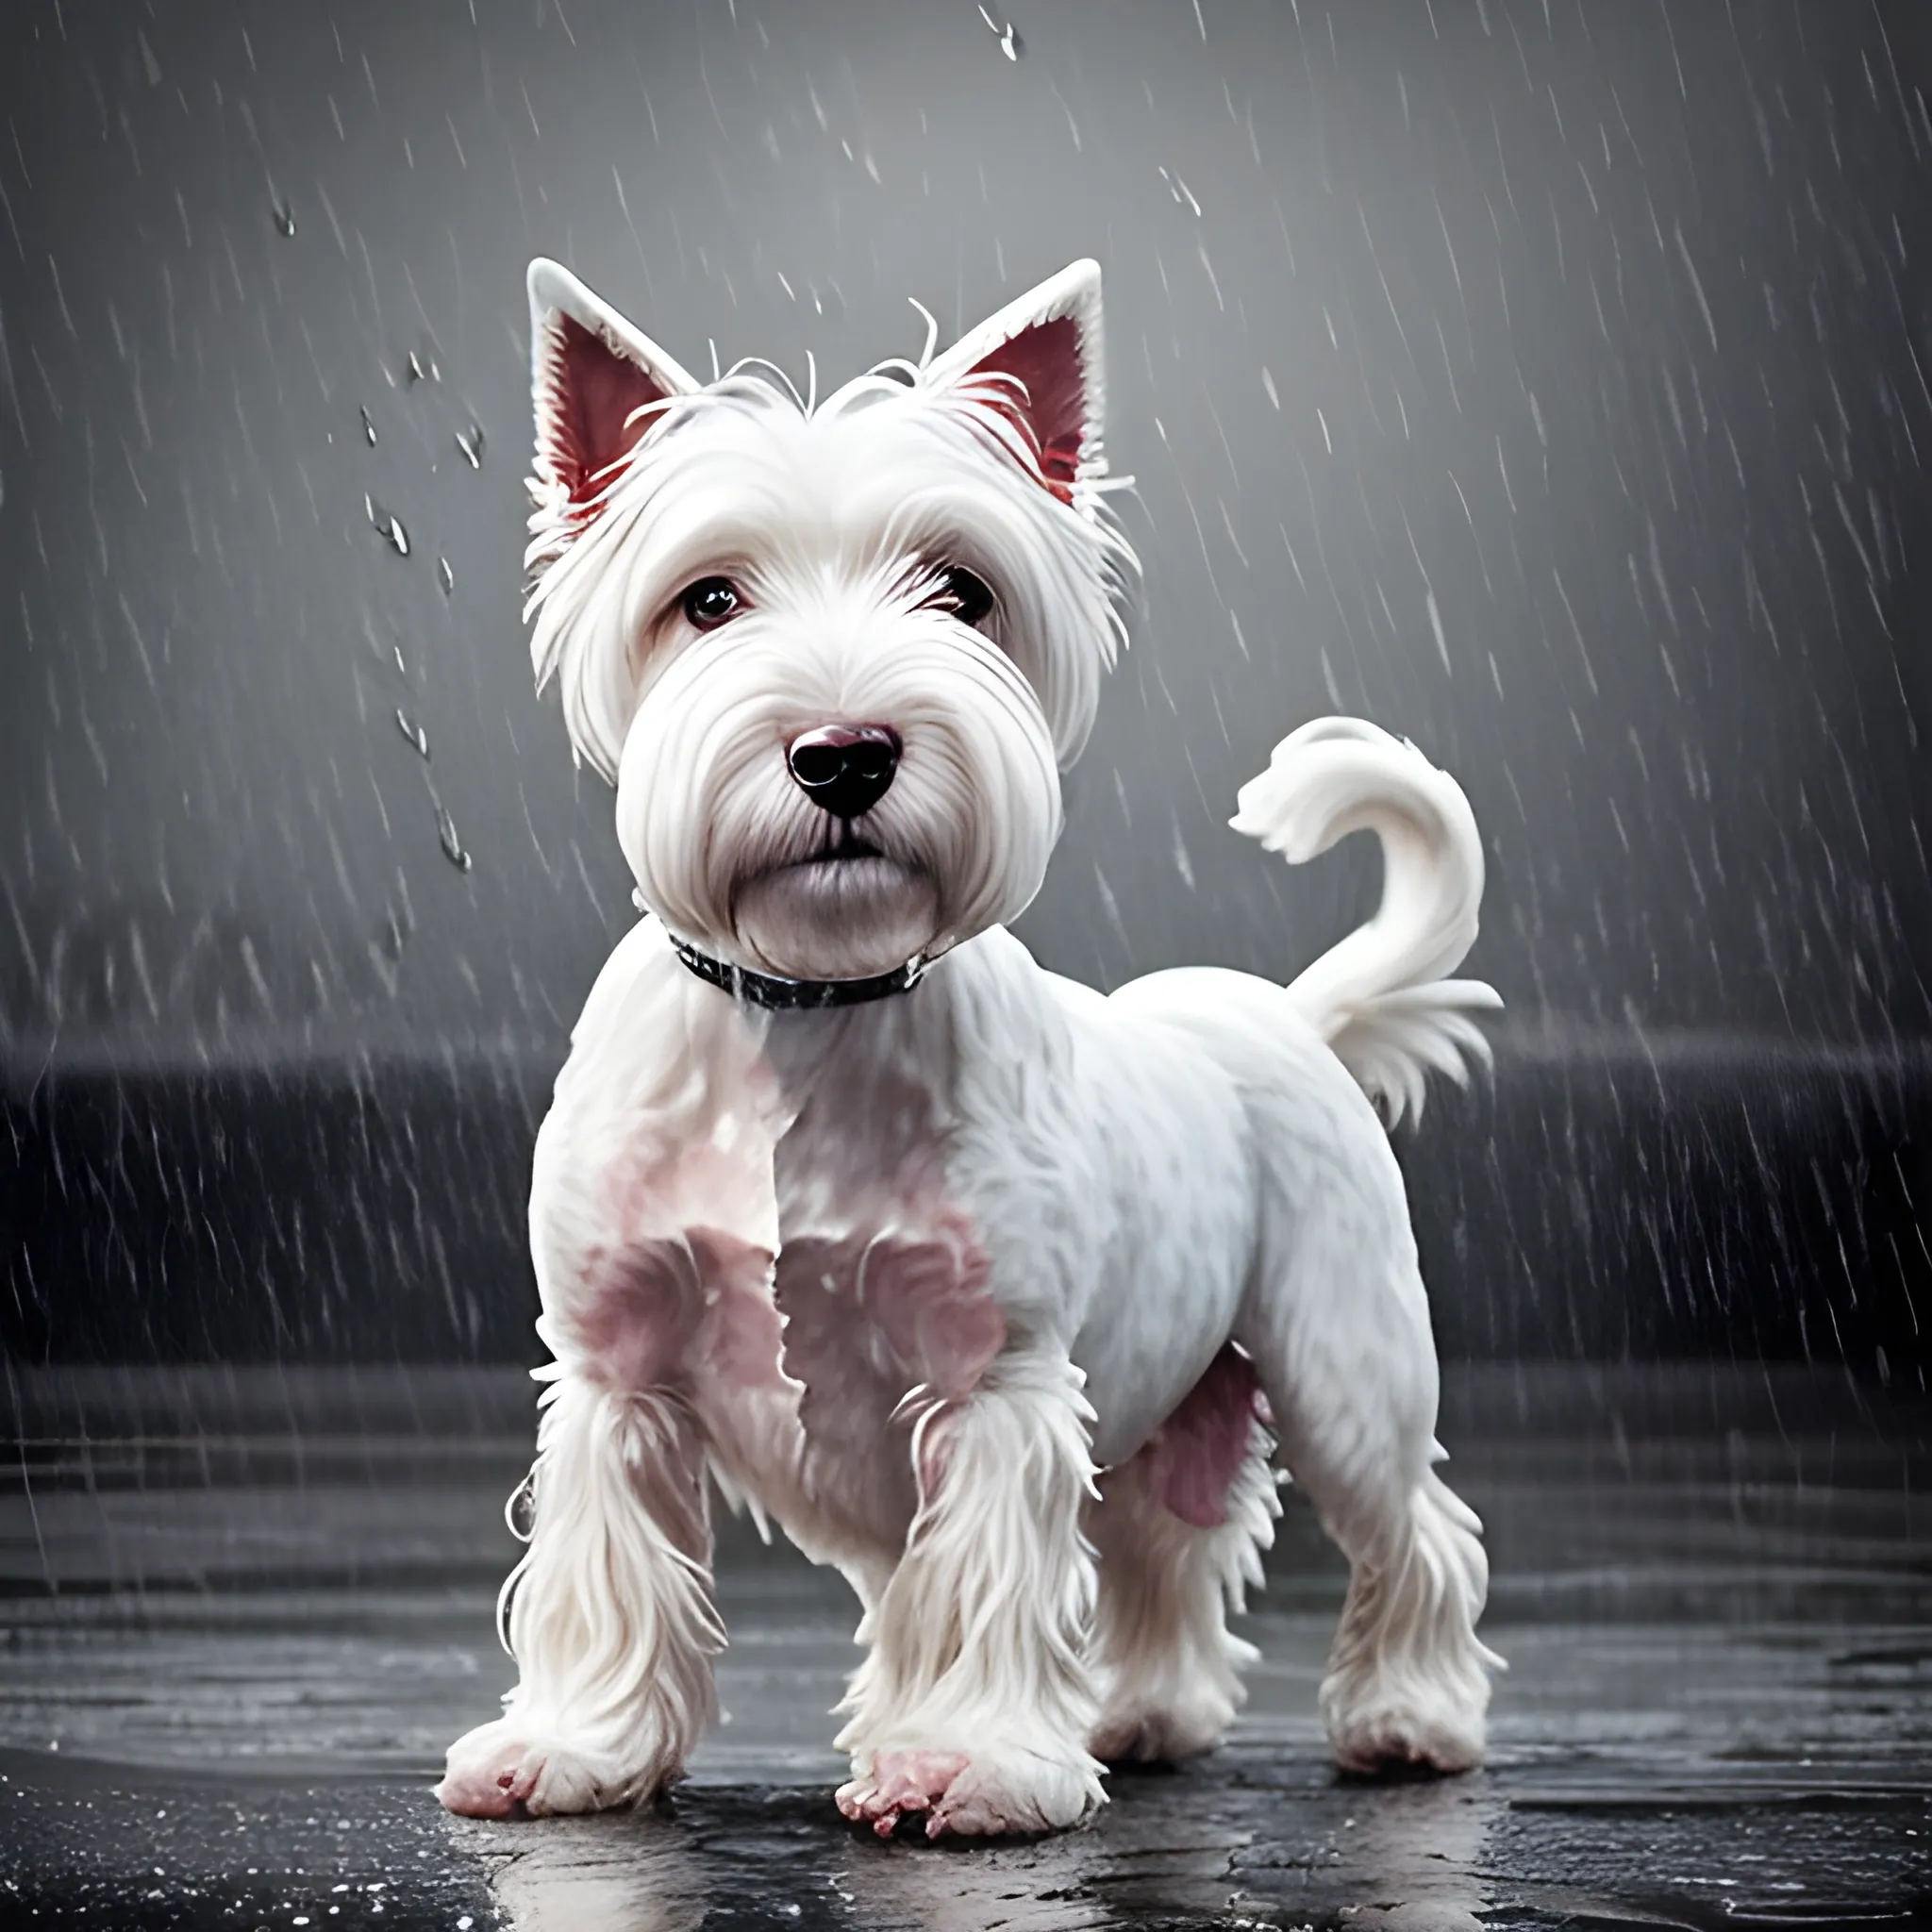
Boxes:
[838,1742,1103,1840]
[1090,1687,1236,1766]
[435,1717,672,1817]
[1322,1679,1485,1777]
[837,1748,969,1838]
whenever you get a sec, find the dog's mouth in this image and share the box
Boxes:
[730,839,940,982]
[743,844,920,899]
[743,824,902,886]
[797,827,886,866]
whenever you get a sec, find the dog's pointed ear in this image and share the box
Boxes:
[527,258,702,519]
[925,258,1105,505]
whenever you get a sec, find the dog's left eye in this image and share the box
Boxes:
[681,577,742,629]
[924,566,996,630]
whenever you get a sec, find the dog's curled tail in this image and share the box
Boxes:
[1230,717,1502,1126]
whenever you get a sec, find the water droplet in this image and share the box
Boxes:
[394,709,429,759]
[364,494,409,557]
[437,557,454,595]
[976,5,1022,58]
[392,644,408,678]
[506,1471,538,1541]
[436,805,472,872]
[272,196,296,238]
[1158,166,1202,216]
[454,423,484,469]
[359,406,377,447]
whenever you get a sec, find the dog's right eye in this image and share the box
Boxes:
[681,577,742,629]
[925,566,996,630]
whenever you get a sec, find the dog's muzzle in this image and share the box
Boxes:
[787,724,901,819]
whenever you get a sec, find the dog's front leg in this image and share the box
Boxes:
[438,924,786,1818]
[435,1358,722,1817]
[835,1348,1106,1839]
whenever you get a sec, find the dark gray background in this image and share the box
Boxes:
[4,0,1928,1060]
[2,25,1929,1923]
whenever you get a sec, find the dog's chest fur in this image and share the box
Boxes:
[756,1001,1009,1539]
[547,924,1266,1552]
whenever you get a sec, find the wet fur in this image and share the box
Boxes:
[438,258,1504,1836]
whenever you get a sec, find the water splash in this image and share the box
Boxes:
[454,424,484,470]
[359,407,377,447]
[395,710,429,759]
[437,558,454,596]
[271,196,295,237]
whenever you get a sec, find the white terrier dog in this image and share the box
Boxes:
[437,258,1504,1839]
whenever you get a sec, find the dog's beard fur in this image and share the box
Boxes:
[526,341,1132,980]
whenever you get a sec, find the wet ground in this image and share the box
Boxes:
[0,1363,1927,1930]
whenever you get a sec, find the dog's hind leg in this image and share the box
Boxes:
[1306,1455,1497,1776]
[1237,1099,1502,1774]
[1087,1347,1279,1765]
[435,1369,723,1817]
[833,1347,1107,1840]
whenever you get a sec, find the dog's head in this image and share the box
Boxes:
[523,259,1137,982]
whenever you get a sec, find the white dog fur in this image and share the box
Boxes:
[437,257,1505,1838]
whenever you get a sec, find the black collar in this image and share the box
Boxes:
[671,937,927,1010]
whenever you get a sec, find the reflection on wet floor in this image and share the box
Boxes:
[0,1365,1927,1928]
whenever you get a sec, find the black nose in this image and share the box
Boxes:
[786,724,901,819]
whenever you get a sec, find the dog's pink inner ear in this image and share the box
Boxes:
[541,312,678,508]
[966,313,1086,504]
